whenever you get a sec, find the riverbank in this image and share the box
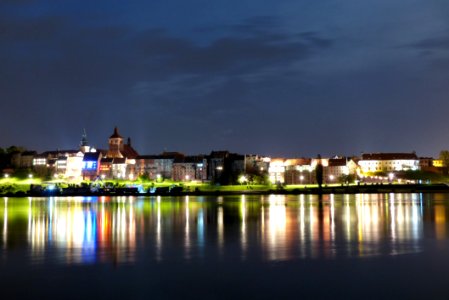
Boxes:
[1,183,449,197]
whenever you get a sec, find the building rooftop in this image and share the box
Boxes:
[361,153,418,160]
[109,127,123,139]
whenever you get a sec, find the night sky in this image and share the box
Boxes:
[1,0,449,157]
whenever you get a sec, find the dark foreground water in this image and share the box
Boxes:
[1,194,449,299]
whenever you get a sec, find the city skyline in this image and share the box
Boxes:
[0,127,444,159]
[1,1,449,157]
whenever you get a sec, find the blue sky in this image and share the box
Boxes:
[1,0,449,157]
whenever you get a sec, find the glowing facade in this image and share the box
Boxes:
[358,153,419,173]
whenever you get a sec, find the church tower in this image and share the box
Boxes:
[107,127,124,158]
[80,129,90,153]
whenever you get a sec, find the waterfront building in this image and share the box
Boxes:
[358,152,419,173]
[172,156,208,182]
[82,152,102,180]
[102,127,139,179]
[433,159,443,168]
[105,127,139,160]
[65,152,84,180]
[207,151,245,184]
[244,155,270,173]
[17,151,37,168]
[324,157,358,183]
[136,152,184,180]
[270,158,314,184]
[284,158,314,184]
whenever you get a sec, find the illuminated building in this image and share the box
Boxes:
[358,153,419,173]
[105,127,139,159]
[82,152,102,180]
[284,158,313,184]
[270,158,316,184]
[104,127,139,180]
[172,156,208,181]
[433,159,443,168]
[65,152,84,180]
[324,157,358,183]
[136,152,184,180]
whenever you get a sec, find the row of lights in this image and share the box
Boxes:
[3,174,33,178]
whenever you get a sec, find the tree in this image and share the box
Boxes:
[6,145,26,154]
[339,174,355,185]
[439,150,449,174]
[315,154,323,190]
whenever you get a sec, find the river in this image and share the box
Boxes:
[1,194,449,299]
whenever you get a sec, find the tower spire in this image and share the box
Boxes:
[80,128,88,147]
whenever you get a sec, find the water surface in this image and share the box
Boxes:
[1,194,449,299]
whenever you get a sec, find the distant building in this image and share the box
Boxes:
[20,151,37,168]
[102,127,139,179]
[106,127,139,159]
[207,151,245,184]
[358,153,419,173]
[82,152,102,180]
[172,156,208,182]
[271,158,314,184]
[433,159,444,168]
[325,157,358,182]
[136,152,184,180]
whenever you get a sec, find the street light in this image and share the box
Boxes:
[388,173,394,182]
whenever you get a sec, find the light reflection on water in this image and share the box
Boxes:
[0,193,448,265]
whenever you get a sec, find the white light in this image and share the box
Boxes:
[28,174,33,179]
[4,174,9,178]
[329,175,334,181]
[101,174,106,180]
[185,175,190,180]
[129,174,134,180]
[299,175,304,181]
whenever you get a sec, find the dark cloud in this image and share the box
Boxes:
[137,28,332,78]
[407,36,449,51]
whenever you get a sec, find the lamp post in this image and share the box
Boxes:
[388,172,394,183]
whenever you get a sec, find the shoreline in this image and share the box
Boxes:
[1,183,449,197]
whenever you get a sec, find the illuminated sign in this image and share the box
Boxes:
[82,161,97,170]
